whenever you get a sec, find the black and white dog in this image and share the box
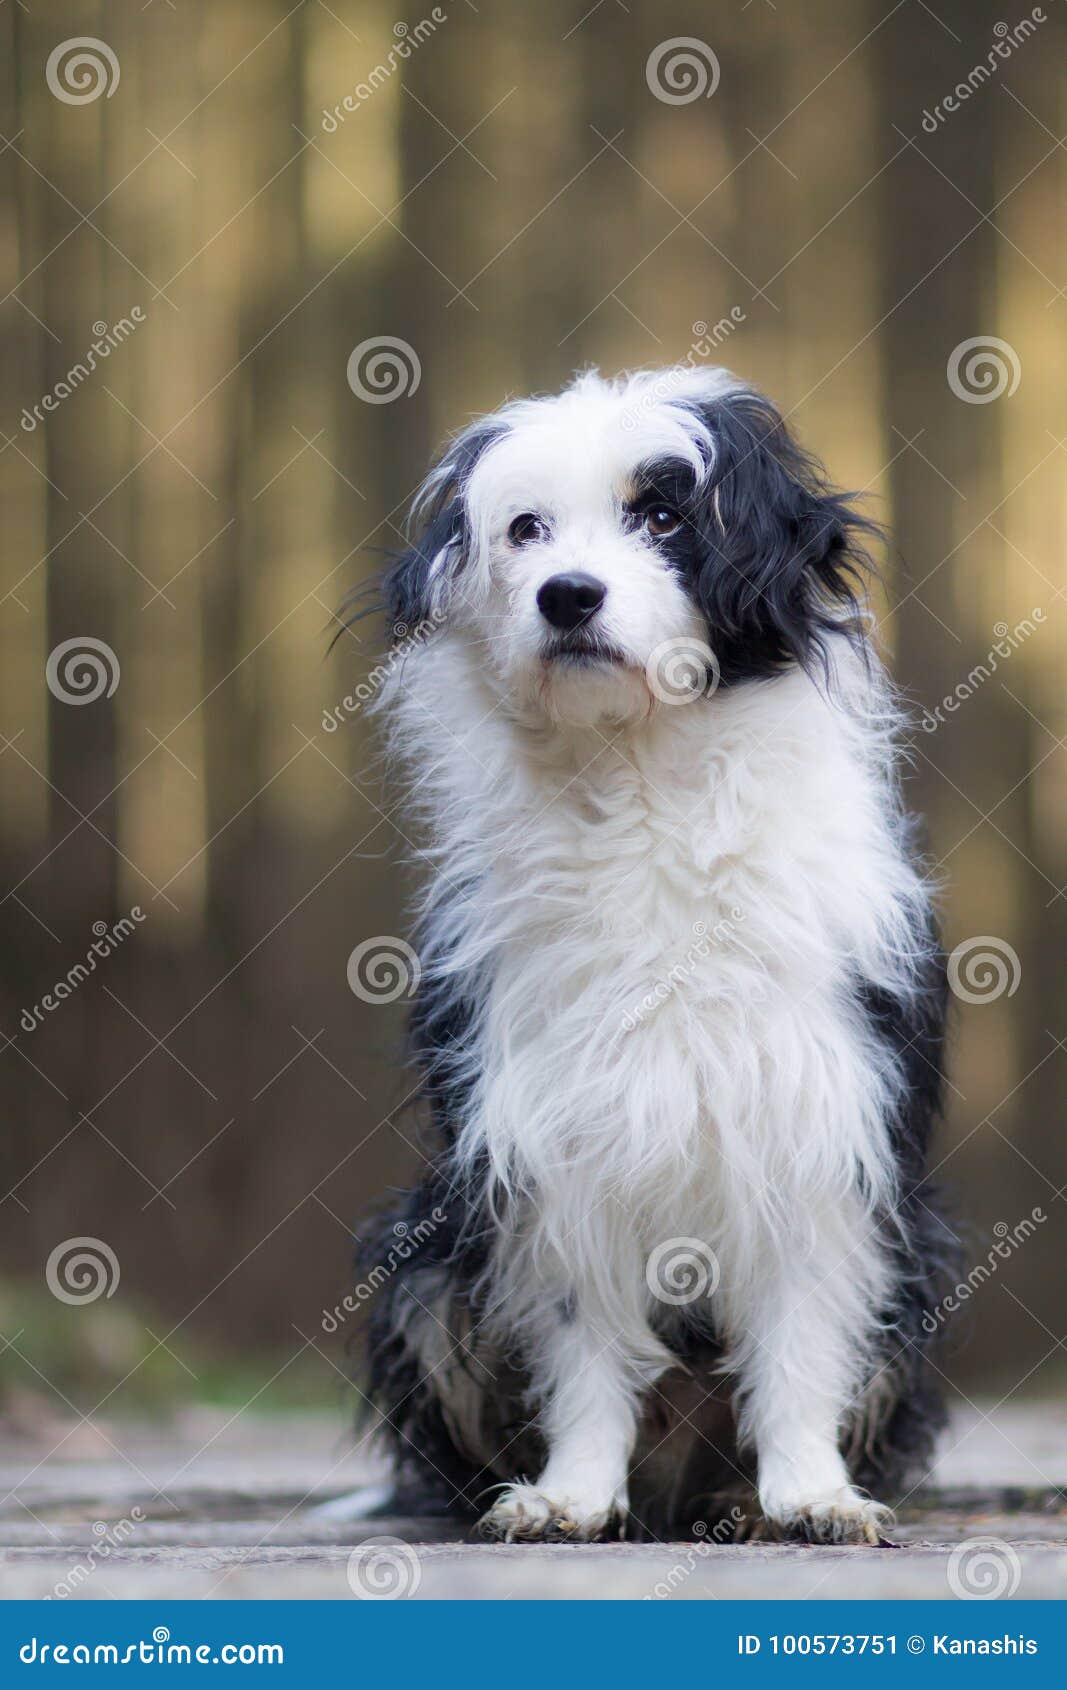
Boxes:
[345,366,955,1545]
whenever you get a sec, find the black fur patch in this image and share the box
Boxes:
[851,925,961,1495]
[668,389,881,685]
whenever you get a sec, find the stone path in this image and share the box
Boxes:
[1,1402,1065,1599]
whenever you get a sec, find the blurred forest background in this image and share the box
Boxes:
[1,0,1064,1429]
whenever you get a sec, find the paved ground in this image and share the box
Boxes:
[1,1401,1066,1599]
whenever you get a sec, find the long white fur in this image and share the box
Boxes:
[379,368,929,1540]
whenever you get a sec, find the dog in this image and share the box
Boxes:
[339,366,956,1545]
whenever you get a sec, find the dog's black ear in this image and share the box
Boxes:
[385,418,508,642]
[334,418,505,650]
[379,498,462,641]
[687,388,879,682]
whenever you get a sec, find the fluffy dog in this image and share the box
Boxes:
[342,366,955,1545]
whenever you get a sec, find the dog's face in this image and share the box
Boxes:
[381,368,872,726]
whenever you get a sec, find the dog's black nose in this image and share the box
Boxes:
[536,572,606,631]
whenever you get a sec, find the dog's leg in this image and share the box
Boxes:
[480,1312,647,1542]
[724,1205,894,1546]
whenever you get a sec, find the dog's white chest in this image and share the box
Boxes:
[451,675,906,1248]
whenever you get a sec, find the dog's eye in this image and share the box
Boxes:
[644,505,682,538]
[508,512,548,547]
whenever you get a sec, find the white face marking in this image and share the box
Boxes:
[440,370,737,723]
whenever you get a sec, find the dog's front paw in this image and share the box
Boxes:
[758,1487,894,1546]
[479,1483,625,1543]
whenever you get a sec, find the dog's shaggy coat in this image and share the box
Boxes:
[344,367,956,1544]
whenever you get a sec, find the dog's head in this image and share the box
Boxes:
[377,367,876,726]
